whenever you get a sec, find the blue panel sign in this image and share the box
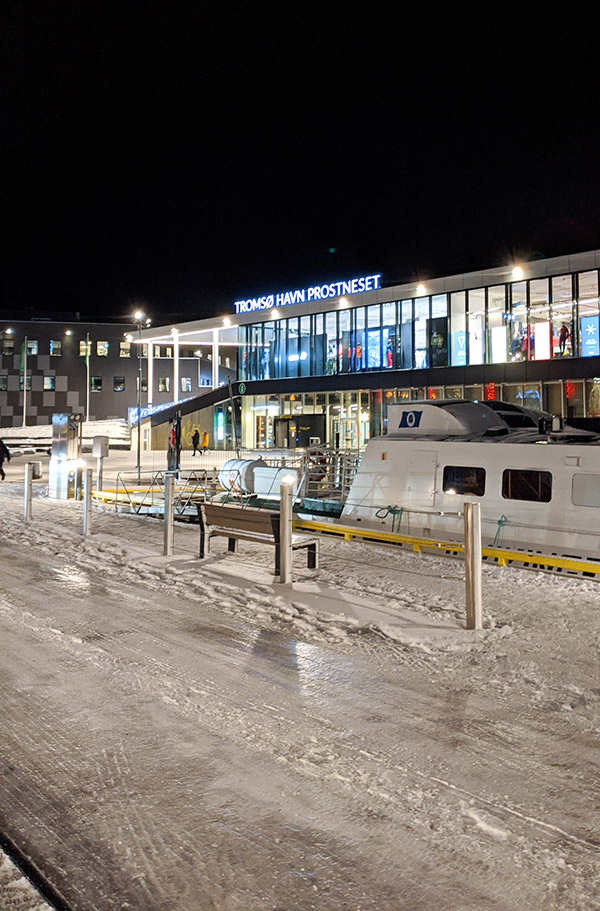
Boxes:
[581,315,600,357]
[399,410,423,428]
[452,331,467,366]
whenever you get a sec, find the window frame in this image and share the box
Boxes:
[502,468,552,502]
[442,465,486,497]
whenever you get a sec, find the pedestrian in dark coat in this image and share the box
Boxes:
[191,429,200,456]
[0,439,10,481]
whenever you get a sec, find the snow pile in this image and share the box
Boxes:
[0,849,52,911]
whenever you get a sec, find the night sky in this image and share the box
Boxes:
[3,4,600,323]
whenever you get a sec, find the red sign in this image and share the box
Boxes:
[485,382,496,401]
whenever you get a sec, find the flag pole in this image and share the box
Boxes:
[86,332,90,423]
[21,336,27,427]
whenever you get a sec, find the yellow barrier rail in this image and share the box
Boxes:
[293,517,600,576]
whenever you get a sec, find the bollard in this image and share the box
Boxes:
[279,477,294,584]
[163,473,175,556]
[83,468,93,536]
[24,462,34,523]
[464,501,483,630]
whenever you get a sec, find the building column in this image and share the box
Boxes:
[212,328,219,388]
[147,342,154,405]
[172,328,179,403]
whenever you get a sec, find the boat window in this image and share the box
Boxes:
[571,473,600,508]
[442,466,486,496]
[502,469,552,502]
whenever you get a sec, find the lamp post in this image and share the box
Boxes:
[133,310,145,484]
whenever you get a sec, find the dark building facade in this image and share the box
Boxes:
[0,316,236,427]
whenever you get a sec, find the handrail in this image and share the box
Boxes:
[293,517,600,576]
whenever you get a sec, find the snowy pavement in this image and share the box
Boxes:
[0,477,599,910]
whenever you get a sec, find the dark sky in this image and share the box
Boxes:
[3,3,600,322]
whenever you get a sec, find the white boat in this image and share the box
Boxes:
[339,401,600,561]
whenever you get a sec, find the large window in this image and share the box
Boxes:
[487,285,507,363]
[572,473,600,508]
[49,339,62,356]
[382,301,397,369]
[324,312,337,375]
[2,339,14,356]
[510,281,528,361]
[450,292,466,366]
[19,375,32,391]
[414,297,429,369]
[502,469,552,502]
[366,304,382,369]
[113,376,125,392]
[468,289,484,365]
[578,271,599,359]
[400,300,413,369]
[43,376,55,391]
[97,341,109,357]
[551,275,573,358]
[91,376,102,391]
[443,465,486,496]
[120,341,132,357]
[430,294,448,367]
[530,279,550,360]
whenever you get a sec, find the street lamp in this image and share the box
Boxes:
[133,310,145,484]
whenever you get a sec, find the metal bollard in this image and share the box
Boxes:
[24,462,34,523]
[279,477,294,584]
[83,468,93,536]
[464,501,483,630]
[163,473,175,556]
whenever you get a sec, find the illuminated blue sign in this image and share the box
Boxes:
[581,315,600,358]
[452,331,467,366]
[234,274,382,314]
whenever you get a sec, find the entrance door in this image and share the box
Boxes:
[405,450,437,508]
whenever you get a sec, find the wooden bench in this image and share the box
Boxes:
[197,502,319,575]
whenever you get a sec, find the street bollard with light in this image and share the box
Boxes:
[82,468,93,536]
[24,462,34,522]
[464,501,483,630]
[163,473,175,556]
[279,475,295,584]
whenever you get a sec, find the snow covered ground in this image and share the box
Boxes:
[0,457,599,910]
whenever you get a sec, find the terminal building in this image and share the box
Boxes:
[136,249,600,451]
[2,249,600,449]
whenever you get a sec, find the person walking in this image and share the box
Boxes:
[0,439,11,481]
[191,429,200,456]
[558,322,570,355]
[201,431,209,453]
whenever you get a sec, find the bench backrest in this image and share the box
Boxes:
[200,503,278,537]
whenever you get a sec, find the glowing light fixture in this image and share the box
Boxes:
[416,283,426,296]
[223,317,231,326]
[512,266,524,280]
[64,329,72,336]
[133,309,144,322]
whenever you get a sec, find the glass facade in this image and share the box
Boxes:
[240,269,600,381]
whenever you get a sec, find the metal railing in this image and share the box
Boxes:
[110,469,218,515]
